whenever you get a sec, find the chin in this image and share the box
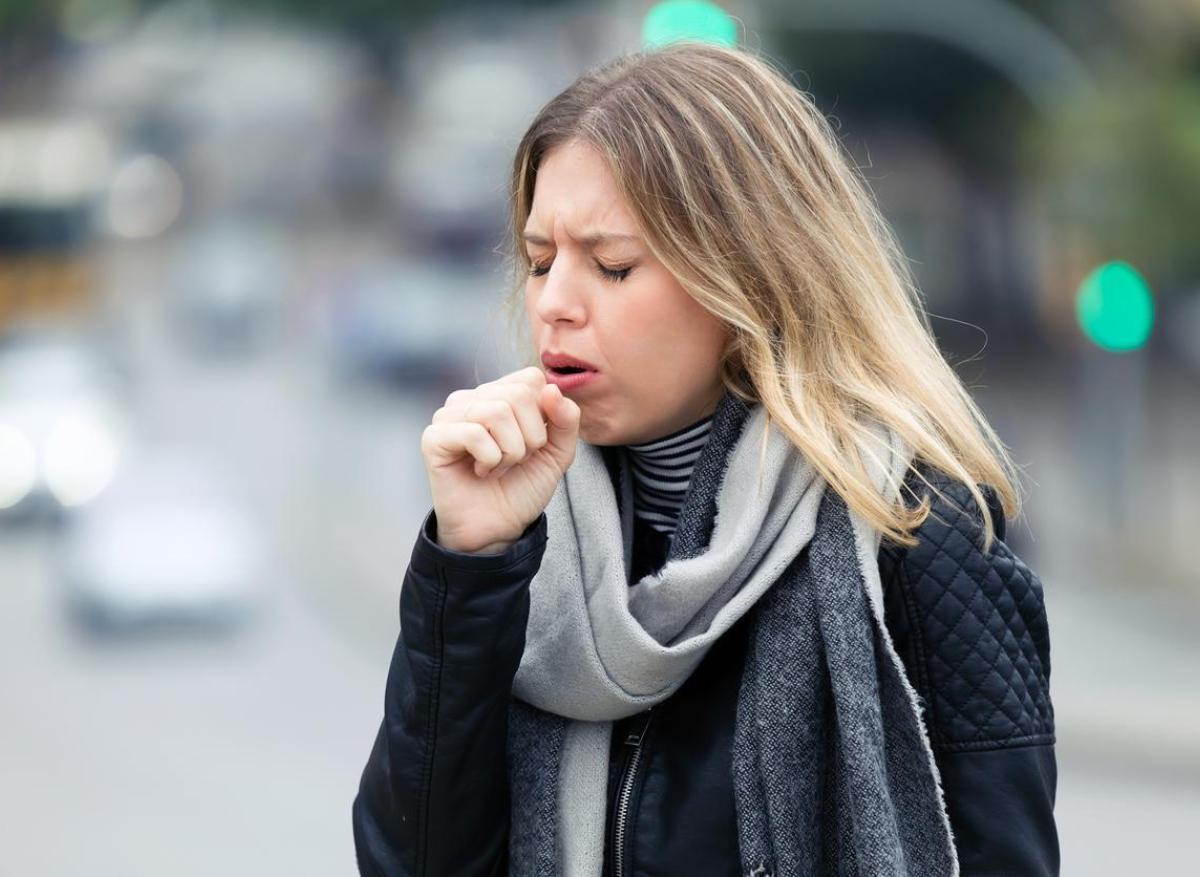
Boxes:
[577,411,618,447]
[578,422,602,446]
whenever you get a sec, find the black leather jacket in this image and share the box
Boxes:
[353,467,1059,876]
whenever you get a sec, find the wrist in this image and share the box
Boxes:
[436,536,515,556]
[418,510,548,570]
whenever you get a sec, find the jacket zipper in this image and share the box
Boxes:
[612,708,654,877]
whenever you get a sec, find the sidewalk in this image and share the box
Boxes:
[1039,547,1200,783]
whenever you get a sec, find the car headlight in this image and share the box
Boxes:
[44,415,121,507]
[0,423,37,509]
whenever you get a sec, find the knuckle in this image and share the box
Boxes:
[420,424,440,452]
[499,382,535,410]
[466,398,505,422]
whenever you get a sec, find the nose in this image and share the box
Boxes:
[531,253,587,326]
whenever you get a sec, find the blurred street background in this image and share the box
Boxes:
[1,0,1198,874]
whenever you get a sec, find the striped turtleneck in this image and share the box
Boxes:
[624,412,715,536]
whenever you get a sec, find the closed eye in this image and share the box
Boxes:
[528,260,634,283]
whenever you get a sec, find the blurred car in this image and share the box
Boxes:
[170,219,288,356]
[0,327,131,521]
[57,448,264,633]
[322,259,501,394]
[390,41,545,258]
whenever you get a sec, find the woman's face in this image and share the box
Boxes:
[524,140,730,446]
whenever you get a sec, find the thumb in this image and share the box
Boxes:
[541,383,581,465]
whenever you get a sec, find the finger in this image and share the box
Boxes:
[483,381,548,458]
[540,383,581,462]
[462,398,526,473]
[443,387,473,409]
[437,368,543,424]
[421,421,502,474]
[495,365,547,394]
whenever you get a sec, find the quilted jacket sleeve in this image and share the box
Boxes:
[352,508,548,877]
[880,470,1059,877]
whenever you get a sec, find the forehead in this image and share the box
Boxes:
[526,141,638,236]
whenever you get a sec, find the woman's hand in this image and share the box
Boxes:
[420,366,581,554]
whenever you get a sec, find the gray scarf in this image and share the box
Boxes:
[506,391,959,876]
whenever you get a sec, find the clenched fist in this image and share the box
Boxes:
[420,366,581,554]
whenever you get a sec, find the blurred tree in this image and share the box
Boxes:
[0,0,577,70]
[0,0,39,24]
[1023,76,1200,299]
[198,0,568,44]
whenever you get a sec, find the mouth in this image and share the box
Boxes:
[544,366,599,392]
[541,351,600,372]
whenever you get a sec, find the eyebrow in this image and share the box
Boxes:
[522,230,642,247]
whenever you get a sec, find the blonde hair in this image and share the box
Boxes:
[500,41,1021,550]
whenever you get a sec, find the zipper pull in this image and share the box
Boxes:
[623,708,653,746]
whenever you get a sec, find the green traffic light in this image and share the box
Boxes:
[1076,261,1154,351]
[642,0,737,48]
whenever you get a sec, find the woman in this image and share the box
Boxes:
[354,42,1057,877]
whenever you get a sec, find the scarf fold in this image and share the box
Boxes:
[506,390,959,877]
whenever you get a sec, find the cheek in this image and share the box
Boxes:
[523,284,535,317]
[602,296,671,365]
[524,286,543,329]
[612,280,725,371]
